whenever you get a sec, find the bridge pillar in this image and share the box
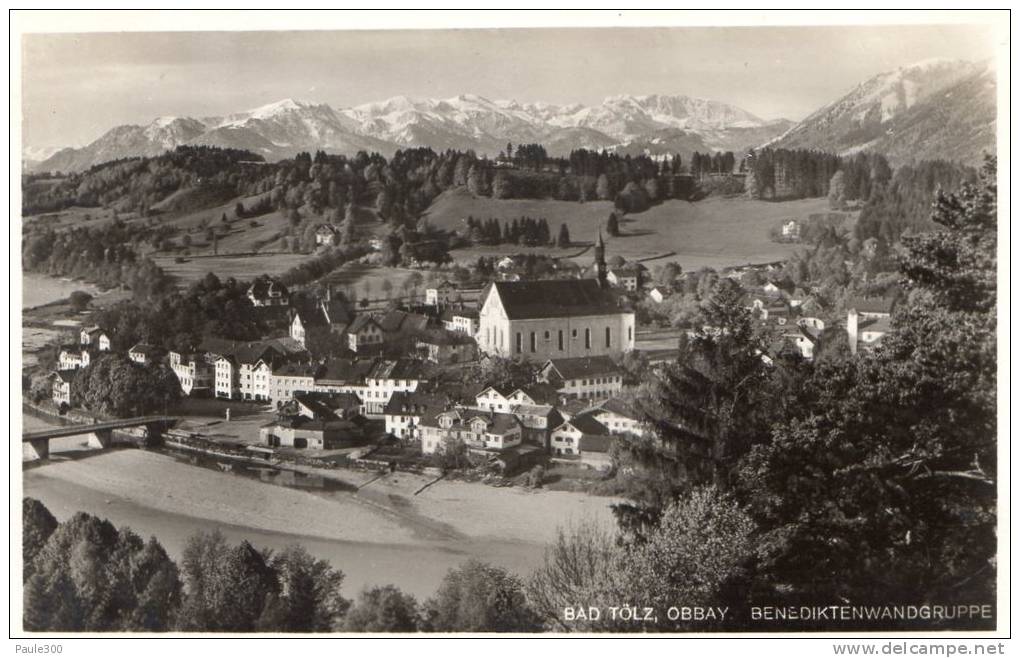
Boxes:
[86,429,113,449]
[25,439,49,460]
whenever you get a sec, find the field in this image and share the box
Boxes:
[151,253,311,285]
[424,188,839,271]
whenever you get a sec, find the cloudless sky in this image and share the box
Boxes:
[21,24,997,149]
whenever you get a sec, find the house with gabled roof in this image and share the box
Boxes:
[550,413,610,456]
[247,275,290,307]
[540,355,624,400]
[587,397,644,437]
[418,408,523,455]
[846,295,897,355]
[79,326,111,351]
[384,390,447,440]
[128,343,157,365]
[52,369,76,407]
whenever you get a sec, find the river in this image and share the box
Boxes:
[20,417,553,599]
[23,470,541,600]
[21,272,103,309]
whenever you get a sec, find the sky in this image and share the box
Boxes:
[21,24,998,150]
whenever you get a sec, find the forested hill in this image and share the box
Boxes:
[22,146,265,216]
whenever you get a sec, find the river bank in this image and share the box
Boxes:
[22,445,617,598]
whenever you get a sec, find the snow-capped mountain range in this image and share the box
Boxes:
[28,93,793,173]
[770,58,996,165]
[26,58,995,172]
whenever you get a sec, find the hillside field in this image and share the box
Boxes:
[424,188,838,271]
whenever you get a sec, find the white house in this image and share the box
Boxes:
[247,276,290,307]
[79,326,111,351]
[846,296,896,355]
[419,408,522,455]
[549,414,609,456]
[52,370,75,407]
[128,343,156,365]
[168,351,213,396]
[648,286,673,304]
[383,390,445,440]
[587,398,643,437]
[540,356,624,400]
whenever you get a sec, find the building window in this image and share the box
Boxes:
[530,332,536,353]
[605,326,611,348]
[515,332,523,354]
[585,328,591,349]
[558,330,564,351]
[544,330,550,340]
[572,329,578,339]
[628,326,633,342]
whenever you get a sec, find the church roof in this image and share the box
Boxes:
[487,279,623,320]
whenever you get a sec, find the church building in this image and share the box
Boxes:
[477,232,635,361]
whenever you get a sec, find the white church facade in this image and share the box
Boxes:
[476,233,635,361]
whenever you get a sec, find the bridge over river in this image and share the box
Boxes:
[22,416,180,460]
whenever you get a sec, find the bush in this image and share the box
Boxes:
[526,464,546,488]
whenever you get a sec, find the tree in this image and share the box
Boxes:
[260,544,350,632]
[73,354,182,417]
[621,487,755,631]
[22,498,58,582]
[68,290,93,312]
[828,170,847,209]
[492,172,512,199]
[176,531,279,632]
[556,223,571,248]
[423,561,541,632]
[342,586,421,632]
[595,174,612,200]
[527,521,624,631]
[24,510,182,632]
[741,158,997,620]
[614,279,776,533]
[606,212,620,237]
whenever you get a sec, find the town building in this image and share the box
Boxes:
[550,414,610,456]
[128,343,156,365]
[647,286,673,304]
[846,296,896,355]
[79,326,111,351]
[247,276,290,307]
[58,345,96,371]
[51,370,75,407]
[269,362,320,406]
[168,351,214,396]
[441,307,480,336]
[383,390,446,441]
[419,408,522,456]
[606,263,642,291]
[315,224,339,246]
[540,356,624,400]
[415,330,477,365]
[586,397,643,437]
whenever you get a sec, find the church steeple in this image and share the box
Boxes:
[594,228,607,288]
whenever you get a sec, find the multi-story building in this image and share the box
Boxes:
[168,351,214,396]
[419,408,522,455]
[247,276,290,307]
[846,296,896,355]
[128,343,156,365]
[540,356,624,400]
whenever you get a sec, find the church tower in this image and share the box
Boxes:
[594,228,608,288]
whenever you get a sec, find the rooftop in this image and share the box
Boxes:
[487,279,625,320]
[544,355,621,380]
